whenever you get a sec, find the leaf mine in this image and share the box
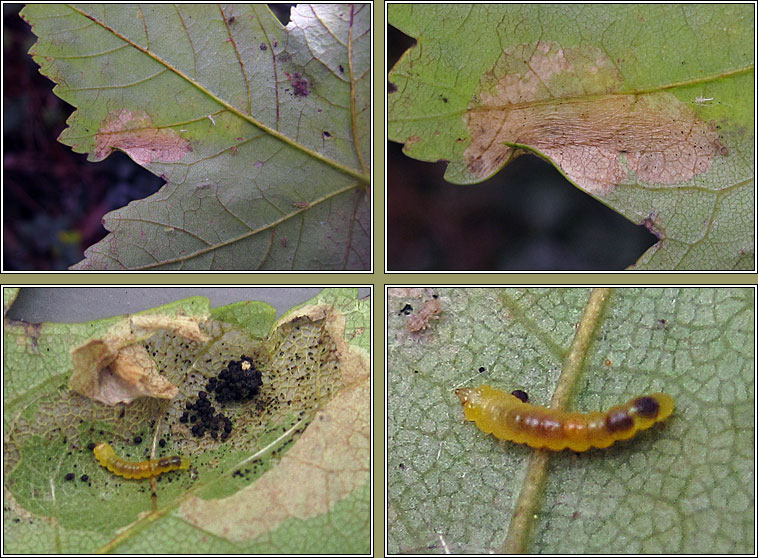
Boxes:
[69,314,209,405]
[464,41,723,194]
[94,109,191,166]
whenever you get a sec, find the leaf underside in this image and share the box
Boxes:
[388,4,754,270]
[22,3,371,270]
[387,287,754,554]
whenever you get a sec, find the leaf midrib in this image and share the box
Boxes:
[389,65,754,125]
[103,181,361,270]
[72,5,370,185]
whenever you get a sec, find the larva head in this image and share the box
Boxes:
[454,387,476,406]
[93,442,114,461]
[455,387,490,410]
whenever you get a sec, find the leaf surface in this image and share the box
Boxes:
[3,288,370,553]
[388,4,754,270]
[22,4,371,270]
[387,287,754,554]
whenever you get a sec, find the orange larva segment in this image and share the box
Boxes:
[454,386,674,452]
[93,442,190,479]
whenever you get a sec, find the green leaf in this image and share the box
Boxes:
[388,5,754,270]
[3,288,20,317]
[3,288,370,553]
[388,287,754,554]
[21,4,371,270]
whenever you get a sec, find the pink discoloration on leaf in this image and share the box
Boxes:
[641,211,664,239]
[464,41,722,194]
[95,109,191,166]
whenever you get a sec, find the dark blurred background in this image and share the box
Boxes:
[6,287,370,323]
[387,24,656,270]
[2,4,294,270]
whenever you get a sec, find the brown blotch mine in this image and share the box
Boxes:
[464,41,721,194]
[95,109,191,165]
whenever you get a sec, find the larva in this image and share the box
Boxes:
[93,442,190,479]
[454,386,674,452]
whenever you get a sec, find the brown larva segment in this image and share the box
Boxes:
[511,389,529,402]
[630,395,661,419]
[604,406,634,433]
[157,456,183,469]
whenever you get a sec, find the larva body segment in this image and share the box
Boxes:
[93,442,190,479]
[454,385,674,452]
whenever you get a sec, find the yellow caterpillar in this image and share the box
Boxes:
[455,386,674,452]
[93,442,190,479]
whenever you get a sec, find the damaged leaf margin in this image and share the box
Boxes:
[458,40,728,193]
[69,314,209,405]
[181,303,370,542]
